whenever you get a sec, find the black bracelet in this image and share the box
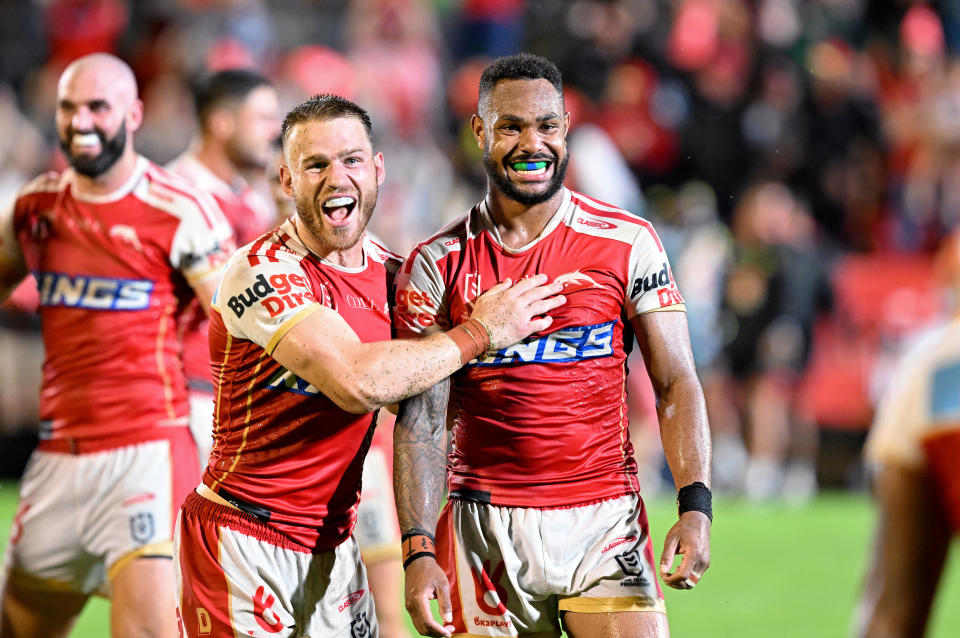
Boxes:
[403,551,436,569]
[677,481,713,522]
[401,529,435,543]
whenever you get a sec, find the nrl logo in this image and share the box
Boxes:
[128,512,155,544]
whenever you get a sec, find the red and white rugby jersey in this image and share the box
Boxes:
[395,188,685,508]
[865,318,960,532]
[204,219,401,551]
[0,157,234,445]
[167,152,277,393]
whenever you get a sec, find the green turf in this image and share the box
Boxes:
[1,482,958,637]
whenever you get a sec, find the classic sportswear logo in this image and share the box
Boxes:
[471,320,616,366]
[339,589,365,612]
[577,216,616,230]
[36,272,153,310]
[227,272,315,319]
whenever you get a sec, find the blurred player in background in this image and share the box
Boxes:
[355,415,409,638]
[0,53,233,638]
[852,232,960,638]
[174,94,565,637]
[394,53,711,638]
[167,68,280,462]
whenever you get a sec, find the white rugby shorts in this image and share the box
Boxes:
[437,494,665,637]
[175,490,378,638]
[2,429,196,596]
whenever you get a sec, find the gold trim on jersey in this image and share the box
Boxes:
[213,328,233,444]
[265,303,321,355]
[642,303,687,313]
[211,349,270,491]
[107,540,175,581]
[155,301,177,420]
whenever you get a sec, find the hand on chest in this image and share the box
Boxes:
[448,262,622,330]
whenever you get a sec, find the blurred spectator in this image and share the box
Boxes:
[719,182,833,501]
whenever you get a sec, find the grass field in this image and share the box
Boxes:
[2,482,959,637]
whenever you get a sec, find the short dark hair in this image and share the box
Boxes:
[280,94,373,153]
[192,69,272,127]
[478,53,564,113]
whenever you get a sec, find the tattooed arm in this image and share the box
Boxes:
[394,377,455,638]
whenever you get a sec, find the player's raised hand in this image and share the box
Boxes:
[468,274,565,350]
[404,557,455,637]
[659,510,711,591]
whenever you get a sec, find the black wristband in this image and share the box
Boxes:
[403,551,436,569]
[401,529,435,543]
[677,481,713,522]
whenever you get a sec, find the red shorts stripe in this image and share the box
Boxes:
[177,503,233,637]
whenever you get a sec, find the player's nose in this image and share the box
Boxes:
[71,107,94,131]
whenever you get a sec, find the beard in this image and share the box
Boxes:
[226,137,273,172]
[295,185,377,253]
[59,121,128,177]
[483,147,569,206]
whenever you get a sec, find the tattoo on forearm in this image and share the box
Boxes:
[395,377,450,535]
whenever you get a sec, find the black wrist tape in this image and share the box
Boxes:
[402,551,436,569]
[677,481,713,522]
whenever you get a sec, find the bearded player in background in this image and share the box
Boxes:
[0,53,233,637]
[168,68,280,462]
[394,53,712,638]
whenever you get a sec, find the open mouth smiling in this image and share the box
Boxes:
[321,194,357,225]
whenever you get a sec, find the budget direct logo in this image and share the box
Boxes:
[631,263,684,307]
[36,272,153,310]
[227,273,315,319]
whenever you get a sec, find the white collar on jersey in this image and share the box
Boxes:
[478,187,572,254]
[68,156,149,204]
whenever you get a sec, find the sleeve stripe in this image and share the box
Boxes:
[145,165,219,230]
[247,237,269,266]
[635,218,664,253]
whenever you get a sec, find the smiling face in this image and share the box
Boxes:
[280,115,384,255]
[55,55,142,178]
[473,78,569,206]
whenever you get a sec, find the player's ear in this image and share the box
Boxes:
[471,114,485,150]
[374,151,385,186]
[209,107,234,140]
[126,99,144,133]
[279,162,294,197]
[564,110,571,136]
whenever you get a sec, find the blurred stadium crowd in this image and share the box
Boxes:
[0,0,956,502]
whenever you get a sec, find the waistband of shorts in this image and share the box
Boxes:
[183,490,316,554]
[36,426,191,455]
[449,489,639,510]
